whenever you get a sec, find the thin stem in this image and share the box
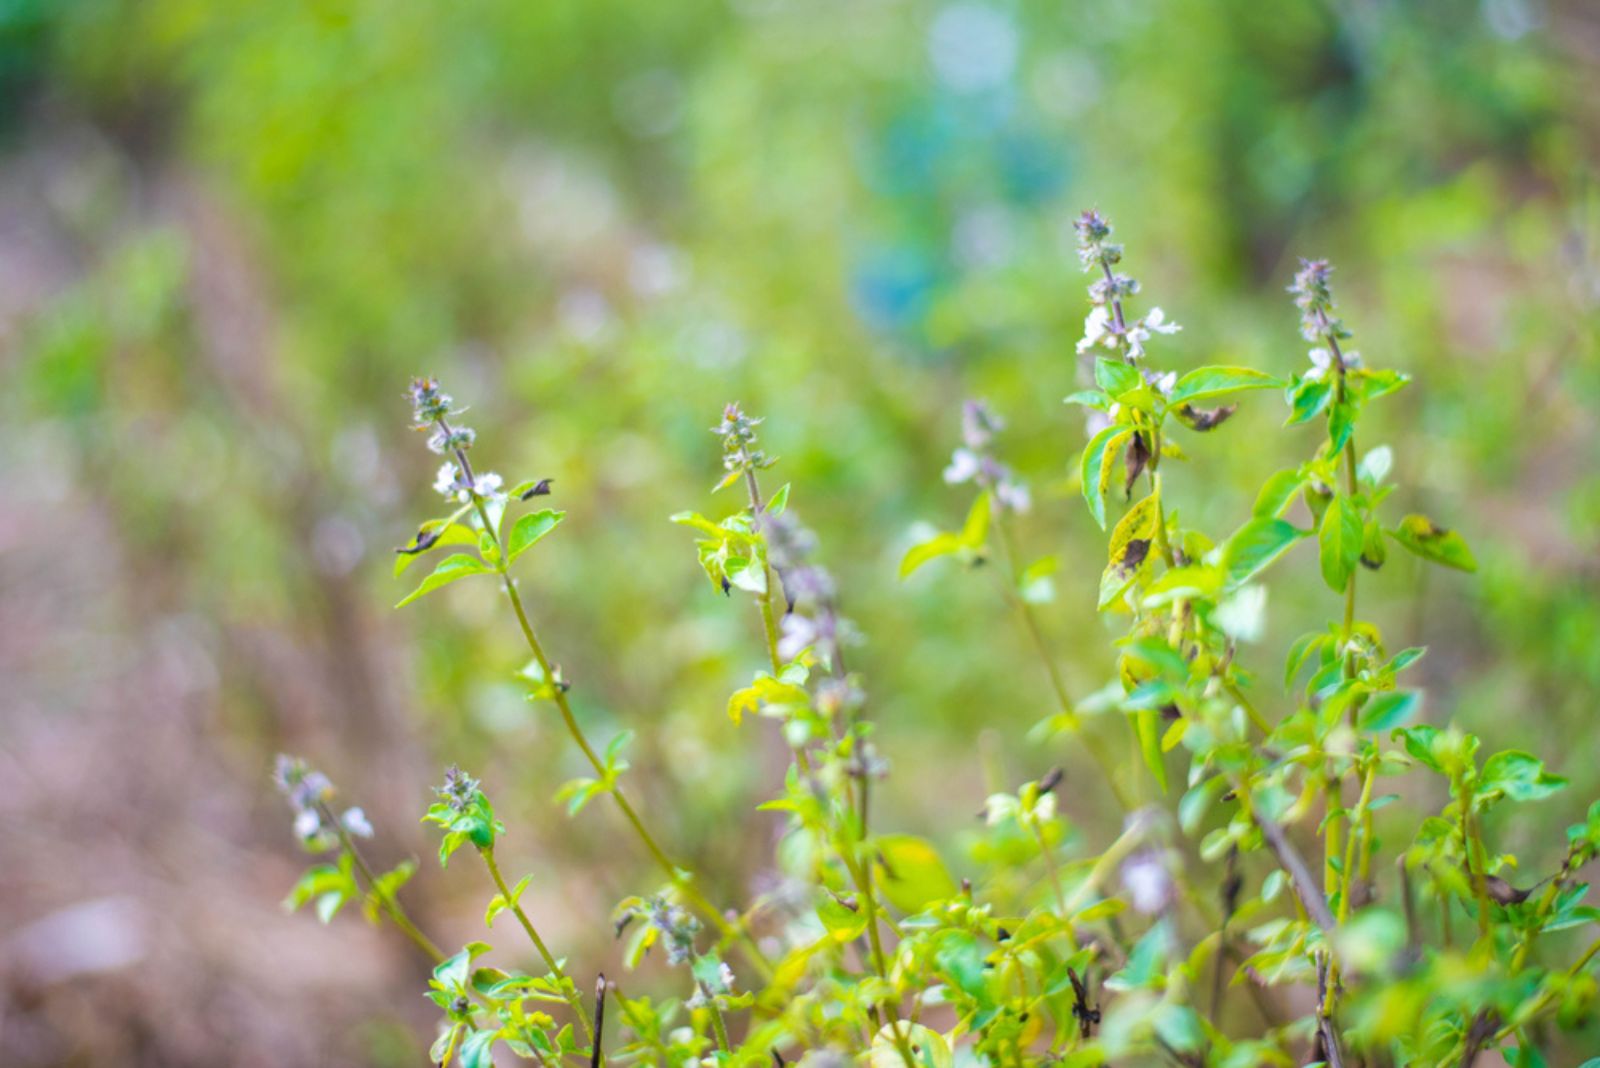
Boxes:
[838,841,918,1068]
[481,846,594,1042]
[315,800,444,963]
[1455,772,1493,941]
[438,1023,465,1068]
[1251,800,1336,932]
[460,489,774,981]
[1338,762,1377,926]
[702,985,732,1055]
[1511,847,1577,973]
[1490,934,1600,1044]
[743,467,785,676]
[1325,331,1360,657]
[1029,820,1080,958]
[1225,680,1274,738]
[993,512,1134,812]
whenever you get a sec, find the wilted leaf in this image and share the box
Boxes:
[1387,514,1477,572]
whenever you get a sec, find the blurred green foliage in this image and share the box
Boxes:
[2,0,1597,1061]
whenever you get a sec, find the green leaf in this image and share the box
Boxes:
[932,930,990,1003]
[818,894,868,941]
[1063,389,1112,410]
[1095,357,1142,397]
[1358,690,1421,731]
[899,532,962,579]
[507,509,565,564]
[362,860,416,924]
[727,672,810,725]
[900,494,989,579]
[459,1029,498,1068]
[1353,368,1411,401]
[1328,395,1358,454]
[396,553,491,608]
[1286,377,1333,426]
[1107,918,1170,990]
[1283,631,1326,691]
[872,1023,953,1068]
[1387,514,1477,572]
[1167,366,1282,406]
[1081,425,1134,530]
[1253,468,1306,519]
[486,874,533,927]
[1133,708,1167,793]
[959,491,991,548]
[874,835,960,913]
[1480,751,1568,803]
[1220,518,1302,588]
[395,515,479,576]
[1318,496,1363,593]
[433,941,493,990]
[765,483,791,515]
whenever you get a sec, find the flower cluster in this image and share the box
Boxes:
[1288,257,1343,341]
[273,754,372,852]
[1073,210,1179,360]
[409,376,506,503]
[436,765,481,812]
[615,896,700,967]
[714,403,774,483]
[764,511,856,668]
[941,400,1030,513]
[1289,258,1360,379]
[409,376,456,427]
[422,765,504,864]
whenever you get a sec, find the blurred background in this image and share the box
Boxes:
[1,0,1597,1064]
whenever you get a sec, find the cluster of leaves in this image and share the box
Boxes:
[275,222,1599,1067]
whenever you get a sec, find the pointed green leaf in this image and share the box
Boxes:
[396,553,490,608]
[1167,366,1282,407]
[1095,357,1142,397]
[1220,518,1302,588]
[1134,708,1167,793]
[1286,377,1333,426]
[1358,690,1421,731]
[874,835,959,913]
[507,509,566,564]
[1253,468,1307,519]
[899,532,962,579]
[1318,496,1363,593]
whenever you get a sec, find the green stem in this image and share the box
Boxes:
[1327,333,1360,658]
[743,467,785,677]
[993,513,1134,813]
[481,846,594,1042]
[1490,934,1600,1045]
[1511,849,1576,973]
[316,800,444,963]
[464,491,774,982]
[1455,773,1493,941]
[703,986,732,1055]
[1338,762,1376,926]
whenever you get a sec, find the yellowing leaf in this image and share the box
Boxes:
[874,834,959,914]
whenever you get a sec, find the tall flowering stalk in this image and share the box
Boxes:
[397,378,772,983]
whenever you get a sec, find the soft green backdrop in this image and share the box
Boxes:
[1,1,1596,1063]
